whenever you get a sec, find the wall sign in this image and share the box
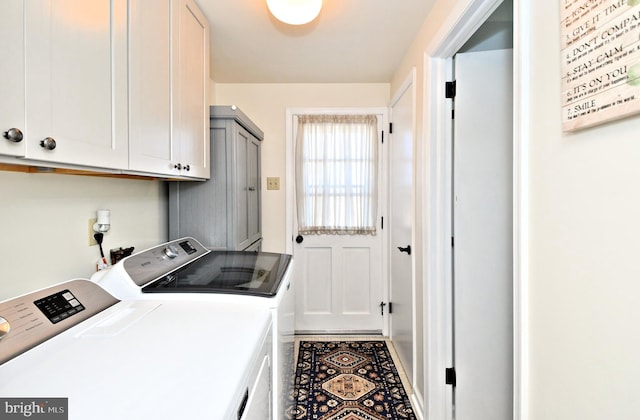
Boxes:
[561,0,640,131]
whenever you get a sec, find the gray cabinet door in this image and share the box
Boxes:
[235,127,250,248]
[247,136,261,244]
[233,126,261,250]
[169,107,262,250]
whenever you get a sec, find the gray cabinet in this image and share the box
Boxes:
[169,106,263,250]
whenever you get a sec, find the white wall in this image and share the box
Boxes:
[213,83,390,253]
[528,1,640,418]
[0,171,167,301]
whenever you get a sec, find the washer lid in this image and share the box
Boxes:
[142,251,292,297]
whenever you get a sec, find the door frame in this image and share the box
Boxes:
[421,1,530,420]
[285,107,390,335]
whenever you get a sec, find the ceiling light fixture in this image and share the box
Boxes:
[266,0,322,25]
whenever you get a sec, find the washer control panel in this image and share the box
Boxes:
[0,280,119,365]
[34,290,85,324]
[122,237,210,286]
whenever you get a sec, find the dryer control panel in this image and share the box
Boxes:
[122,237,210,287]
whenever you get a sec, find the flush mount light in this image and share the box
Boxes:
[266,0,322,25]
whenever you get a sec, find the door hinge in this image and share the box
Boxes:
[379,301,387,316]
[389,122,393,134]
[445,81,456,99]
[445,367,456,386]
[388,302,393,314]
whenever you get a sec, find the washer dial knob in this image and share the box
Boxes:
[163,244,180,259]
[0,317,10,341]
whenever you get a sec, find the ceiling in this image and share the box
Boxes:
[196,0,437,84]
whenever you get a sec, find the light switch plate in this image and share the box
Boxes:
[267,177,280,190]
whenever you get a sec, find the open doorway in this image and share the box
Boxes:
[422,1,520,419]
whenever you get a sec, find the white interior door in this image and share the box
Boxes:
[292,110,386,333]
[453,48,513,420]
[389,81,415,384]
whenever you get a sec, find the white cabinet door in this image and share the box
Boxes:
[128,0,173,175]
[0,1,26,157]
[129,0,210,179]
[24,0,128,169]
[172,0,210,179]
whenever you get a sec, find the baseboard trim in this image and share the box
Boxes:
[295,330,383,336]
[411,389,425,420]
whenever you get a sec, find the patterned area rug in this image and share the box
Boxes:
[288,341,417,420]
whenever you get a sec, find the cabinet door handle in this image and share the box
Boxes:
[248,186,256,191]
[184,164,190,171]
[40,137,56,150]
[3,128,23,143]
[174,163,182,170]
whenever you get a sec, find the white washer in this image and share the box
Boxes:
[91,237,294,420]
[0,279,272,420]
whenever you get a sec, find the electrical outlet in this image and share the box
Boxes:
[267,177,280,190]
[88,218,97,246]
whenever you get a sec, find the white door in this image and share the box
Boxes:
[452,49,513,420]
[292,110,386,333]
[389,81,415,383]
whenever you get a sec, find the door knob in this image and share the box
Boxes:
[3,128,23,143]
[397,245,411,255]
[40,137,56,150]
[295,235,304,244]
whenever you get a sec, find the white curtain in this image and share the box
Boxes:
[295,114,378,235]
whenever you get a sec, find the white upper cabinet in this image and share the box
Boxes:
[24,0,129,169]
[0,2,26,157]
[129,0,210,179]
[1,0,209,178]
[172,0,210,179]
[128,0,173,175]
